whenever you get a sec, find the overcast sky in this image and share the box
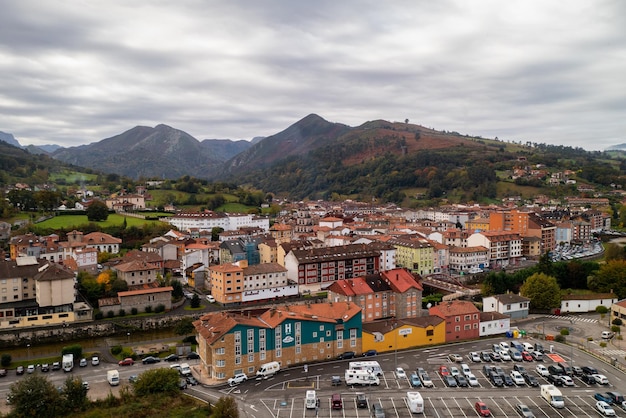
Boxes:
[1,0,625,151]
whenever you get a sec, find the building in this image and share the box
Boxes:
[284,244,380,292]
[163,210,270,233]
[429,300,480,342]
[0,258,92,329]
[611,299,626,324]
[560,293,617,314]
[448,246,488,272]
[105,194,146,211]
[483,293,531,319]
[98,285,173,317]
[466,231,522,268]
[113,260,162,286]
[361,316,446,354]
[387,236,434,276]
[193,301,362,382]
[479,312,511,337]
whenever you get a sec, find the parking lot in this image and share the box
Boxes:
[253,336,625,418]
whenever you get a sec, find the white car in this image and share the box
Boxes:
[461,363,472,376]
[467,373,479,387]
[448,353,463,363]
[206,295,216,303]
[227,373,248,386]
[395,367,406,379]
[500,351,512,361]
[449,366,460,377]
[26,365,35,374]
[499,342,510,351]
[469,352,481,362]
[510,371,525,385]
[559,375,574,386]
[596,401,616,416]
[420,374,434,387]
[91,356,100,366]
[536,364,549,377]
[593,374,610,385]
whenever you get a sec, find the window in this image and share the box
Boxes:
[216,360,225,367]
[350,328,357,347]
[426,329,434,336]
[455,326,460,332]
[455,316,460,322]
[247,329,254,353]
[337,331,343,349]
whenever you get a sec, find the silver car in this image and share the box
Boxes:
[516,404,535,418]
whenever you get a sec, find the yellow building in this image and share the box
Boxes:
[361,316,446,353]
[388,237,434,275]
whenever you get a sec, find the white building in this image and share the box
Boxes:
[163,211,270,233]
[479,312,511,337]
[561,293,617,313]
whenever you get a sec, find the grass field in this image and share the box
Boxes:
[34,214,167,229]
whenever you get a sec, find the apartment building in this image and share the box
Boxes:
[429,300,480,342]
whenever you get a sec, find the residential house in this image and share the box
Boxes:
[361,316,446,354]
[561,293,617,314]
[483,293,530,319]
[479,311,511,337]
[429,300,480,342]
[466,231,522,268]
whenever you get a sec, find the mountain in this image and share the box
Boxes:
[606,143,626,151]
[52,124,253,179]
[0,131,21,148]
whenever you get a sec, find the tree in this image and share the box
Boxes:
[175,317,195,336]
[588,259,626,299]
[133,368,180,396]
[520,272,561,311]
[210,396,239,418]
[61,344,83,359]
[190,293,201,308]
[1,353,11,367]
[7,375,64,418]
[60,376,88,412]
[86,200,109,222]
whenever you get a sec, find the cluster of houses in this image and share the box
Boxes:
[1,199,622,383]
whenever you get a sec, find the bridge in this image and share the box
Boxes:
[421,274,481,301]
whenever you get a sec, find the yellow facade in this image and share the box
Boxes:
[361,320,446,353]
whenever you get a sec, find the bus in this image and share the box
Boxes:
[348,361,383,377]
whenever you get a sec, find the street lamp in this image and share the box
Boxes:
[127,332,130,344]
[26,344,30,360]
[394,322,398,369]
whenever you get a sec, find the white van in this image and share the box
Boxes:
[345,369,380,386]
[180,363,191,376]
[407,392,424,414]
[256,361,280,378]
[305,390,317,409]
[107,370,120,386]
[541,384,564,408]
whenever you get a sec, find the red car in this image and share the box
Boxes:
[475,401,491,417]
[521,351,533,362]
[118,358,134,366]
[439,365,450,376]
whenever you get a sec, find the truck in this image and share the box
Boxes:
[62,354,74,372]
[406,392,424,414]
[345,369,380,386]
[305,390,317,409]
[541,384,564,408]
[256,361,280,378]
[107,370,120,386]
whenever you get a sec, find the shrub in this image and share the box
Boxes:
[155,304,165,313]
[611,325,620,333]
[587,337,593,341]
[1,353,11,367]
[118,309,126,317]
[94,311,103,320]
[61,344,83,359]
[613,318,623,326]
[145,305,152,313]
[560,328,570,336]
[600,342,607,348]
[107,311,114,318]
[111,345,123,355]
[131,307,138,315]
[554,334,566,343]
[596,305,609,314]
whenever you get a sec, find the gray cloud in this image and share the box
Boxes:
[0,0,624,150]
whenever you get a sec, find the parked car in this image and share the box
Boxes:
[489,372,503,387]
[444,375,457,387]
[178,378,187,390]
[582,366,599,375]
[395,367,406,379]
[410,373,421,387]
[142,356,161,364]
[548,365,564,375]
[596,401,616,416]
[41,364,49,373]
[455,375,468,387]
[475,401,491,417]
[448,353,463,363]
[460,363,471,376]
[363,349,377,357]
[546,374,563,386]
[593,374,610,385]
[206,295,216,303]
[79,358,87,367]
[16,366,24,375]
[419,372,433,387]
[26,365,35,374]
[516,404,535,418]
[186,352,200,359]
[536,364,549,377]
[499,351,511,361]
[228,373,248,386]
[513,364,528,376]
[467,373,479,387]
[356,393,368,409]
[118,358,134,366]
[164,354,180,362]
[331,376,342,386]
[52,362,61,371]
[510,371,525,385]
[559,375,574,386]
[489,352,501,362]
[481,352,492,362]
[439,365,450,376]
[530,351,543,361]
[595,393,614,404]
[449,366,460,378]
[607,392,625,405]
[572,366,584,376]
[371,403,385,418]
[521,351,533,362]
[338,351,356,360]
[524,374,539,387]
[502,374,515,386]
[469,352,481,362]
[186,376,198,386]
[581,373,597,384]
[129,375,138,383]
[91,356,99,366]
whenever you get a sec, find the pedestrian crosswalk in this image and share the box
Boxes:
[598,349,626,357]
[544,314,598,323]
